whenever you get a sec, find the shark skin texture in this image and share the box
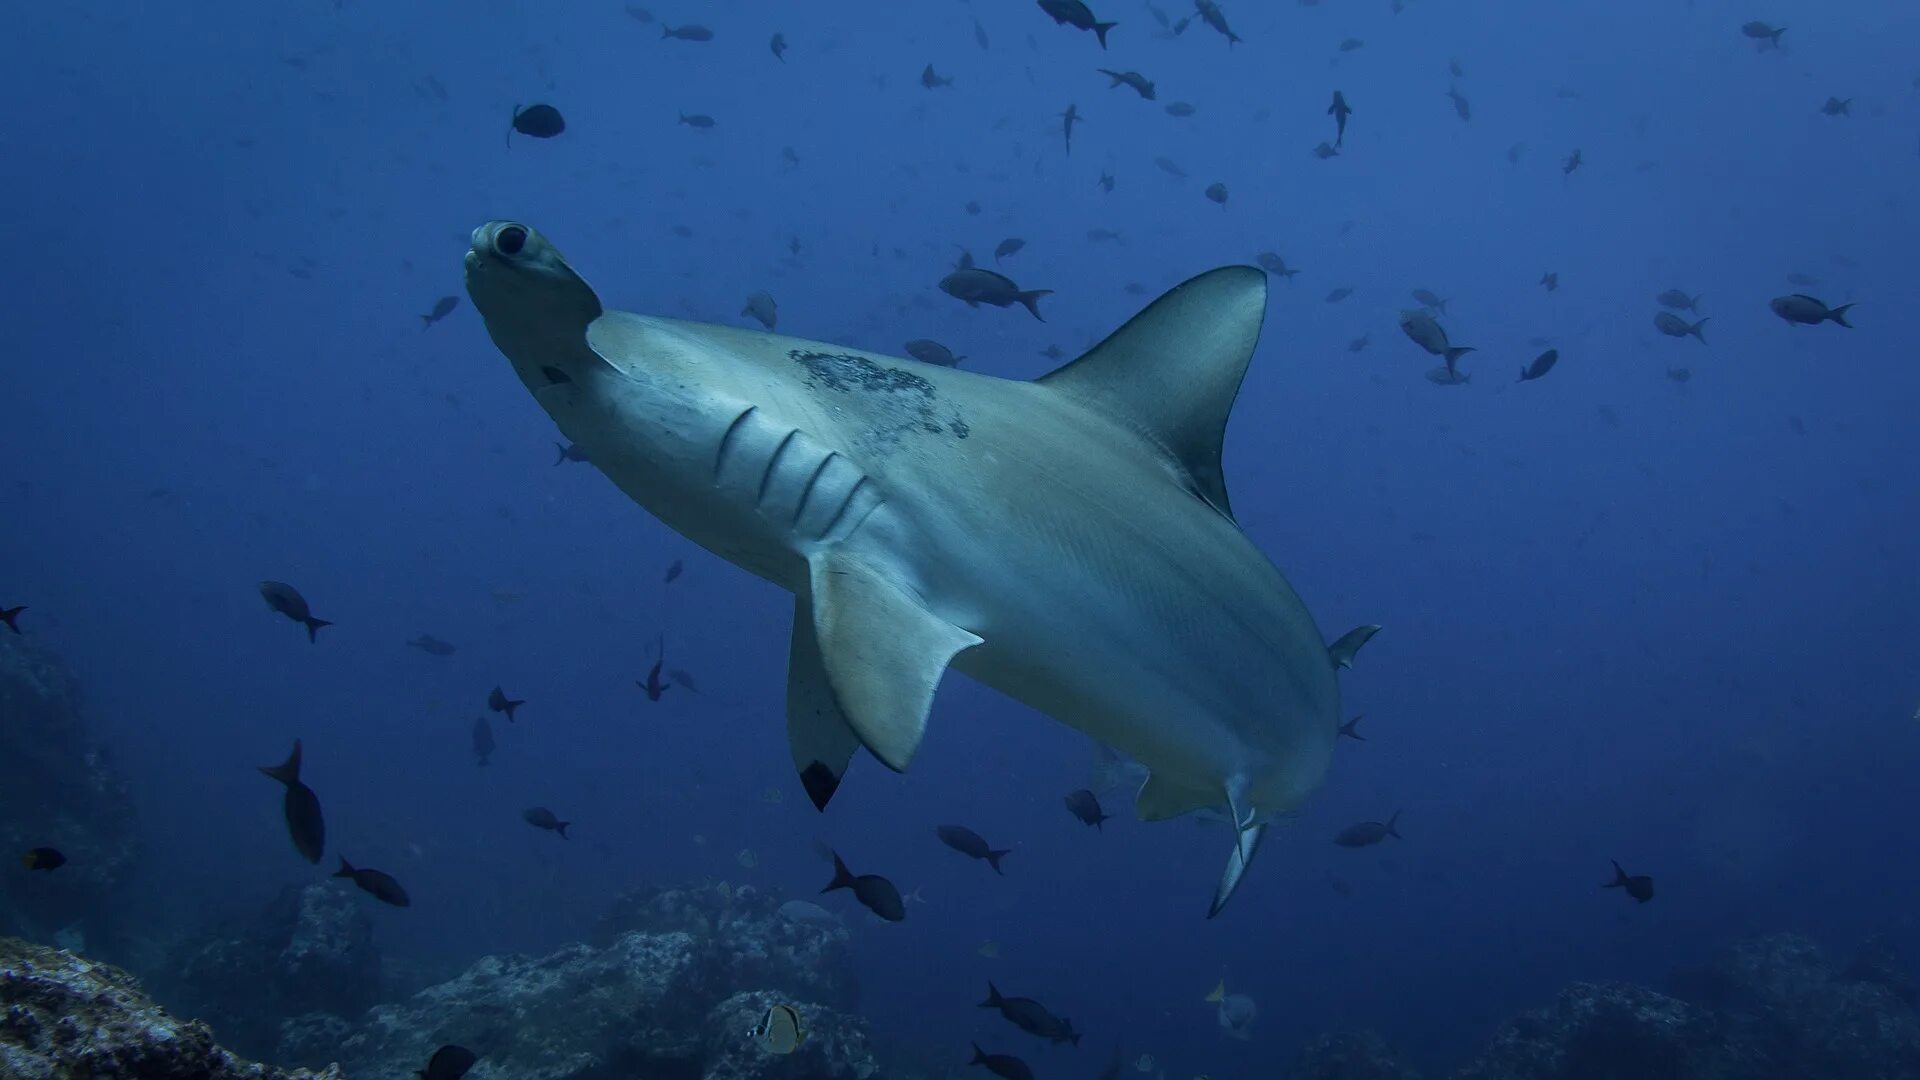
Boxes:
[464,221,1342,916]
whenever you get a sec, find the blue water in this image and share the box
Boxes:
[4,1,1918,1075]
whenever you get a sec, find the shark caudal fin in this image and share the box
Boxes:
[1036,266,1267,522]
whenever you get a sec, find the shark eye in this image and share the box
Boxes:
[494,225,529,258]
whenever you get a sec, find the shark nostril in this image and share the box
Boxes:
[539,366,571,385]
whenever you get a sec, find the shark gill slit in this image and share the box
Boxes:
[817,475,870,542]
[756,429,800,507]
[792,452,838,526]
[714,405,758,481]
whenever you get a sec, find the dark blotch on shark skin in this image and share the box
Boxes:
[788,349,969,448]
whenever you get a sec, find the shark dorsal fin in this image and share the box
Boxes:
[1037,266,1267,521]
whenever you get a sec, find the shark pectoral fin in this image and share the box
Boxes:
[808,552,982,772]
[1036,266,1267,522]
[786,596,862,810]
[1208,822,1268,919]
[1135,771,1222,821]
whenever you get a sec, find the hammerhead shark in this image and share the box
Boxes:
[464,221,1359,916]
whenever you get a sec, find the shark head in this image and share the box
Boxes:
[464,221,606,396]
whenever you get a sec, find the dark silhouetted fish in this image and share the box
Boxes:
[1338,715,1366,740]
[554,441,591,465]
[1060,103,1081,154]
[1399,310,1475,371]
[1411,288,1449,315]
[1653,311,1709,343]
[508,104,565,146]
[420,296,459,328]
[905,339,966,367]
[1821,96,1850,117]
[1204,182,1228,205]
[1325,286,1354,303]
[1063,788,1110,828]
[661,23,713,41]
[1165,101,1195,117]
[488,685,524,722]
[407,633,456,656]
[937,825,1011,874]
[523,806,570,838]
[259,739,325,864]
[821,850,905,921]
[1657,289,1701,312]
[922,64,954,89]
[1518,349,1559,382]
[1038,1,1117,49]
[1446,84,1470,121]
[21,847,65,871]
[259,581,331,643]
[334,856,410,906]
[742,291,778,330]
[1328,90,1352,146]
[994,237,1026,262]
[1540,271,1558,292]
[980,982,1080,1044]
[770,32,786,62]
[1563,148,1583,175]
[472,716,494,766]
[1769,294,1853,327]
[637,656,670,701]
[419,1044,478,1080]
[1334,811,1401,847]
[1194,0,1241,45]
[939,268,1052,320]
[1312,141,1340,159]
[1096,69,1155,99]
[679,113,716,128]
[665,559,684,583]
[969,1044,1035,1080]
[1256,252,1299,279]
[1741,21,1786,49]
[1605,860,1653,902]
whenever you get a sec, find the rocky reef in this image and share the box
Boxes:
[0,935,340,1079]
[154,881,384,1062]
[0,633,139,954]
[287,881,874,1079]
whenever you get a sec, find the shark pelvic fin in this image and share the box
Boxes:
[1327,623,1382,670]
[786,595,863,810]
[807,551,982,772]
[1036,266,1267,522]
[1136,771,1223,821]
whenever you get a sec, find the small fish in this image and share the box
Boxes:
[742,291,778,330]
[1325,286,1354,303]
[969,1044,1036,1080]
[1038,1,1118,49]
[523,806,570,838]
[1096,170,1115,192]
[1096,69,1156,100]
[1165,101,1196,117]
[1398,310,1475,371]
[1604,860,1654,902]
[665,559,684,583]
[21,847,65,871]
[668,668,700,693]
[419,1045,478,1080]
[1653,311,1710,343]
[1666,366,1692,384]
[905,339,966,367]
[1040,345,1065,360]
[936,825,1012,874]
[678,113,716,128]
[922,64,954,89]
[625,5,654,23]
[334,856,411,907]
[1338,715,1366,741]
[980,982,1081,1045]
[1205,979,1257,1040]
[1193,0,1242,46]
[1256,252,1298,279]
[420,296,459,328]
[974,18,990,49]
[821,850,906,921]
[488,685,525,722]
[0,606,24,633]
[1446,84,1471,122]
[1327,624,1380,670]
[1563,148,1583,175]
[750,1003,808,1054]
[259,740,325,864]
[1328,90,1352,146]
[407,633,456,656]
[1411,288,1449,315]
[769,32,787,62]
[1153,156,1185,177]
[1347,335,1369,353]
[939,268,1052,321]
[994,237,1026,262]
[1518,349,1560,382]
[1064,788,1110,828]
[1820,96,1850,117]
[1312,141,1340,159]
[1741,21,1786,49]
[1333,811,1401,848]
[660,24,714,41]
[1540,271,1558,292]
[1425,366,1471,386]
[472,716,494,766]
[508,103,565,146]
[1204,182,1228,205]
[259,581,331,643]
[554,442,591,465]
[1769,294,1854,327]
[637,657,670,701]
[1339,37,1364,51]
[1060,103,1082,154]
[1656,290,1701,312]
